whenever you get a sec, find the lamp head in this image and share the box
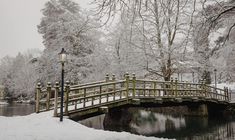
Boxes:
[59,48,67,64]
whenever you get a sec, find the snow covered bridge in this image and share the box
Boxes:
[35,74,231,120]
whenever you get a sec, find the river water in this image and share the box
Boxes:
[79,109,235,140]
[1,103,235,140]
[0,103,35,116]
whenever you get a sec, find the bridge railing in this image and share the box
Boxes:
[35,74,231,116]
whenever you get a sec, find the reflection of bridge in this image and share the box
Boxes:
[35,74,231,119]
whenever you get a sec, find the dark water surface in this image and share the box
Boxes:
[79,110,235,140]
[0,103,35,116]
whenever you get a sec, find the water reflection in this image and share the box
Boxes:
[130,112,186,135]
[79,109,235,140]
[0,103,35,116]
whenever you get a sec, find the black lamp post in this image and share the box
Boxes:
[59,48,67,122]
[214,69,217,88]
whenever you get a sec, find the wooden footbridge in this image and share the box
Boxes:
[35,74,231,120]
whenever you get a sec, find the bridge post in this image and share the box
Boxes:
[170,78,174,96]
[105,74,109,82]
[46,82,52,111]
[54,82,59,117]
[153,80,157,97]
[65,81,70,115]
[223,87,226,101]
[225,87,229,101]
[35,82,41,113]
[112,74,116,101]
[184,81,188,96]
[125,73,130,100]
[132,73,136,98]
[175,78,178,97]
[105,74,110,102]
[200,80,205,97]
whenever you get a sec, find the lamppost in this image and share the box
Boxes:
[59,48,67,122]
[214,69,217,88]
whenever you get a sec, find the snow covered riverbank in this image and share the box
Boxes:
[0,111,172,140]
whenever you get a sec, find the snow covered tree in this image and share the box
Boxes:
[93,0,198,81]
[193,0,235,83]
[0,52,40,98]
[38,0,102,84]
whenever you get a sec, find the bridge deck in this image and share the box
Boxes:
[35,74,231,119]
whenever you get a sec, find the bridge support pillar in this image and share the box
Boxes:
[103,108,132,130]
[187,104,208,116]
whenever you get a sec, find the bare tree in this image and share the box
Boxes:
[93,0,197,81]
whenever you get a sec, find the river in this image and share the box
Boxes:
[79,109,235,140]
[1,104,235,140]
[0,102,35,116]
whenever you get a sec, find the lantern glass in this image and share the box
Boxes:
[59,48,67,64]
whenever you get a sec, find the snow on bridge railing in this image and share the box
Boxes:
[35,73,231,116]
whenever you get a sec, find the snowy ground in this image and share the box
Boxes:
[0,111,172,140]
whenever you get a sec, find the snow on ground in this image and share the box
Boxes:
[0,111,172,140]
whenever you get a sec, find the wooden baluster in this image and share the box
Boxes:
[99,86,102,104]
[226,87,229,101]
[224,87,228,100]
[149,82,151,97]
[112,74,116,101]
[132,73,136,98]
[83,88,86,108]
[77,89,81,104]
[91,91,94,106]
[154,81,157,97]
[125,73,130,100]
[175,78,178,97]
[65,81,70,115]
[35,82,41,113]
[106,74,109,102]
[170,78,174,97]
[46,82,51,111]
[92,88,95,106]
[54,82,59,117]
[181,81,185,96]
[202,80,207,98]
[162,83,165,97]
[189,83,192,97]
[143,81,146,97]
[185,81,189,96]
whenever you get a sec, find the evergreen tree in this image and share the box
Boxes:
[38,0,101,83]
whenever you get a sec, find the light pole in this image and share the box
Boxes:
[59,48,67,122]
[214,69,217,88]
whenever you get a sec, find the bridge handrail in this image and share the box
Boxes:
[70,80,125,91]
[35,74,231,115]
[70,80,106,88]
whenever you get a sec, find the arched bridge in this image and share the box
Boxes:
[35,74,231,120]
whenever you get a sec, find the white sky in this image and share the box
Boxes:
[0,0,92,59]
